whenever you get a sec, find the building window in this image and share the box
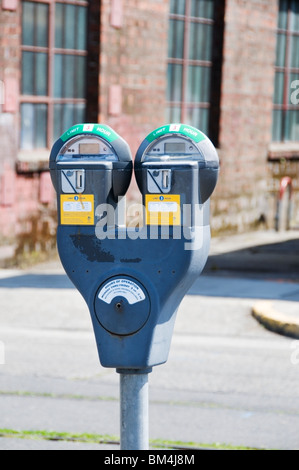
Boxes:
[167,0,216,135]
[20,0,88,150]
[272,0,299,142]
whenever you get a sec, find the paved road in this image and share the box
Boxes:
[0,231,299,450]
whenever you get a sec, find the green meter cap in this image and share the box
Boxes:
[49,123,132,171]
[135,123,219,168]
[49,123,133,201]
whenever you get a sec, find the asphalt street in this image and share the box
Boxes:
[0,230,299,450]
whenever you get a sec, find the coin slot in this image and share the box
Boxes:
[76,171,84,190]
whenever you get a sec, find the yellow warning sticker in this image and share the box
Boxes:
[60,194,94,225]
[145,194,181,226]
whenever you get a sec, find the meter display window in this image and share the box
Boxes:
[79,143,100,155]
[164,142,186,153]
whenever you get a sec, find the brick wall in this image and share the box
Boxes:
[0,0,20,241]
[212,0,279,233]
[0,0,57,251]
[0,0,291,245]
[0,0,20,175]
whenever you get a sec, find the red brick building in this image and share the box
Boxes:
[0,0,298,255]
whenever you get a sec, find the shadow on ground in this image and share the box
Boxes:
[203,238,299,281]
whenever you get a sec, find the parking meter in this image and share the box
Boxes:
[49,123,132,228]
[49,123,219,372]
[135,123,219,227]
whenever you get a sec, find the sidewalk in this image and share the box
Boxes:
[206,229,299,340]
[252,301,299,339]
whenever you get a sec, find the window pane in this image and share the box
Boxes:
[272,110,284,141]
[186,107,209,134]
[64,55,75,98]
[168,19,185,59]
[276,33,286,67]
[65,4,76,50]
[290,36,299,68]
[22,2,34,45]
[55,3,64,48]
[187,65,211,103]
[290,0,299,32]
[36,3,48,47]
[167,64,183,102]
[35,53,48,95]
[21,103,34,149]
[35,104,48,148]
[75,102,85,123]
[278,0,288,29]
[53,104,63,140]
[22,51,34,95]
[22,52,48,95]
[190,0,214,19]
[285,110,299,141]
[54,54,63,98]
[166,106,182,124]
[189,23,213,61]
[170,0,186,15]
[55,54,72,98]
[77,6,87,50]
[22,1,48,47]
[56,3,87,50]
[21,103,47,149]
[62,103,75,130]
[76,56,86,98]
[54,53,86,98]
[53,103,85,141]
[273,72,284,105]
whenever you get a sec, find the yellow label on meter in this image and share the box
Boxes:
[60,194,94,225]
[145,194,181,226]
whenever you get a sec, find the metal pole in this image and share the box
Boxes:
[119,371,149,450]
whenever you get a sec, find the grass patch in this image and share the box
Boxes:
[0,429,262,450]
[0,429,118,446]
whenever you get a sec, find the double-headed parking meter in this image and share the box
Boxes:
[49,123,219,373]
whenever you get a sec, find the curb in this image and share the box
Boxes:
[252,301,299,339]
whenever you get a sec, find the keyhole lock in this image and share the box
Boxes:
[115,301,124,312]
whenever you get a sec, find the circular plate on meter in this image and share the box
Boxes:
[94,276,151,336]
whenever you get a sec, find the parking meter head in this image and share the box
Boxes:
[49,123,133,207]
[134,123,219,204]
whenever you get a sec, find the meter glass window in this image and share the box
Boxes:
[165,143,186,153]
[79,143,100,155]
